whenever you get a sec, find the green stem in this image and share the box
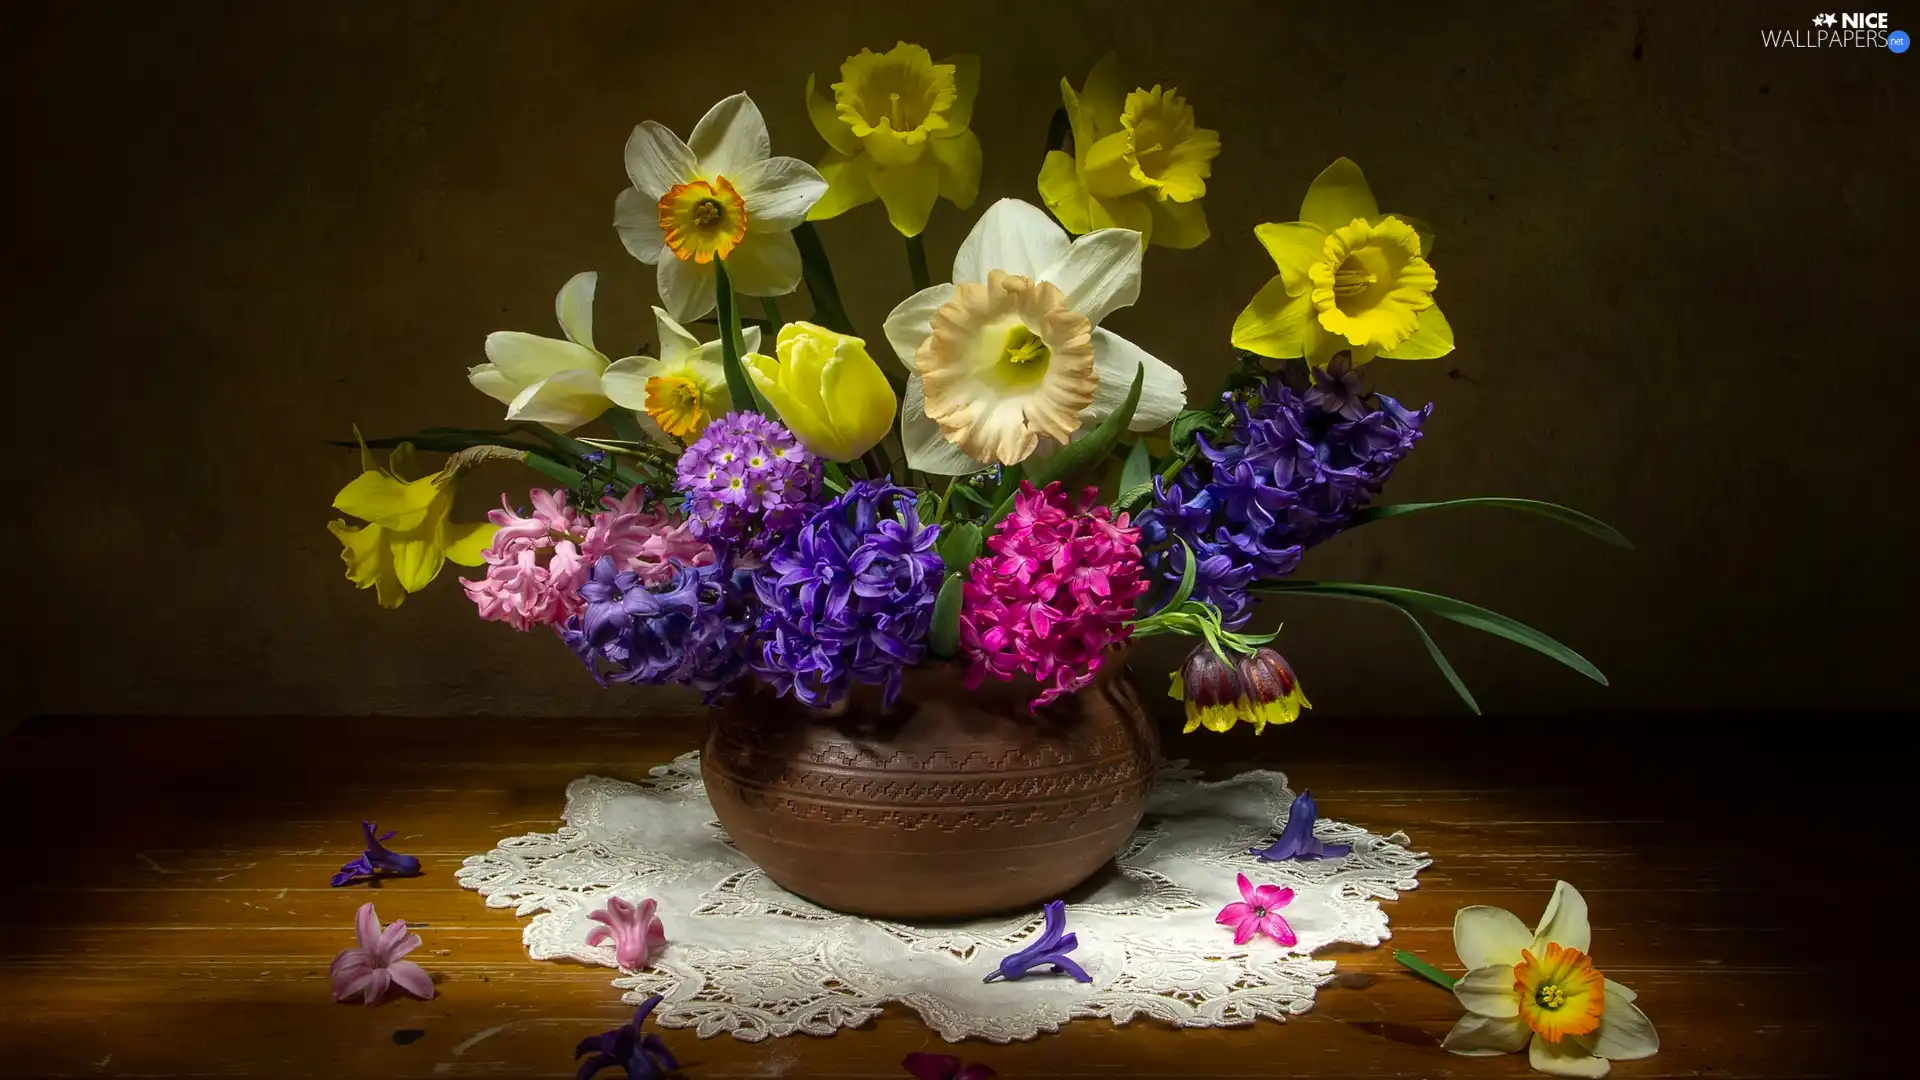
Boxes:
[760,296,784,335]
[860,447,891,483]
[1394,950,1458,990]
[1159,443,1198,486]
[793,222,854,335]
[712,260,757,414]
[905,233,931,293]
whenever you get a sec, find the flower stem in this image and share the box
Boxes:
[860,447,891,483]
[760,296,784,335]
[793,222,854,335]
[713,260,759,415]
[905,233,931,293]
[1394,949,1458,990]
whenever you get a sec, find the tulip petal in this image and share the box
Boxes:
[1254,222,1326,295]
[614,187,665,265]
[819,342,898,460]
[1528,1034,1612,1078]
[808,151,876,221]
[1454,904,1533,970]
[504,369,612,432]
[954,198,1070,284]
[1375,305,1456,360]
[1443,1012,1531,1057]
[625,121,696,201]
[485,332,605,388]
[1037,150,1093,234]
[722,228,802,298]
[1452,963,1521,1018]
[689,92,769,179]
[732,155,827,230]
[929,128,982,209]
[883,283,955,371]
[554,271,597,351]
[1590,987,1658,1060]
[440,519,496,567]
[870,161,941,238]
[1230,278,1313,360]
[899,375,990,475]
[467,362,518,405]
[657,256,717,323]
[1532,881,1592,954]
[1299,157,1379,234]
[1089,329,1184,431]
[804,75,861,155]
[1146,196,1209,249]
[1040,227,1142,325]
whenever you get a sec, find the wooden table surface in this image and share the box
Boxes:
[0,714,1869,1078]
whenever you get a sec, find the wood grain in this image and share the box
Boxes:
[0,715,1865,1078]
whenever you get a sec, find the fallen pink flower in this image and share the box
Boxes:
[1216,872,1298,947]
[330,901,434,1005]
[586,895,667,971]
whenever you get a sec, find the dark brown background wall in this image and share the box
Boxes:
[10,1,1914,721]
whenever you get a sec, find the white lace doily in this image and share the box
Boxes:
[457,753,1429,1043]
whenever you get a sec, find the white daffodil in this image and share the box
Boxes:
[881,198,1185,474]
[614,93,828,323]
[1444,881,1659,1078]
[601,307,759,444]
[469,271,636,433]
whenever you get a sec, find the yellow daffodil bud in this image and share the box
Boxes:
[744,322,898,462]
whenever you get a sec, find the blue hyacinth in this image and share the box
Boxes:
[560,555,756,703]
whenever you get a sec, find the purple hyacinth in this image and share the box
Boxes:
[675,412,822,557]
[575,995,678,1079]
[1249,790,1352,861]
[751,481,942,710]
[330,820,422,887]
[983,900,1091,983]
[560,555,754,703]
[1138,365,1430,627]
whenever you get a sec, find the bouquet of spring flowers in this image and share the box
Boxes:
[327,48,1625,728]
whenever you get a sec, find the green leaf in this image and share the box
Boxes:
[1395,607,1481,715]
[1164,538,1197,611]
[928,572,965,657]
[1118,440,1152,506]
[521,452,585,487]
[1113,482,1155,514]
[822,461,851,494]
[1169,409,1223,453]
[713,259,767,415]
[1254,581,1608,686]
[936,521,983,578]
[1394,950,1457,990]
[1346,498,1632,549]
[604,409,648,444]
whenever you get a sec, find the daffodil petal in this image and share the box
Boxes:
[599,355,666,412]
[738,324,762,356]
[614,187,665,265]
[809,151,876,221]
[1146,196,1209,249]
[944,54,980,130]
[1082,131,1146,198]
[624,121,696,200]
[721,227,802,297]
[1254,221,1326,294]
[1528,1034,1611,1078]
[1038,150,1093,234]
[1089,194,1153,243]
[1377,212,1437,257]
[387,444,419,483]
[554,271,597,351]
[1299,157,1380,234]
[440,519,497,566]
[1590,988,1658,1061]
[333,472,437,530]
[1532,881,1593,954]
[1040,227,1142,325]
[503,369,611,432]
[688,92,769,179]
[484,332,605,387]
[1089,328,1184,431]
[953,198,1069,284]
[1604,979,1637,1005]
[1452,964,1521,1019]
[804,74,861,155]
[387,524,448,595]
[657,255,717,322]
[329,519,406,608]
[1442,1013,1531,1057]
[929,128,982,209]
[467,363,518,405]
[899,374,991,475]
[1454,904,1532,970]
[883,283,956,370]
[1079,52,1126,143]
[1230,278,1314,359]
[731,155,827,229]
[651,306,702,362]
[869,161,941,237]
[1376,305,1456,360]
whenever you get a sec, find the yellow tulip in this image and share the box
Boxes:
[1037,54,1219,250]
[805,42,982,237]
[1231,158,1454,367]
[744,322,898,462]
[327,434,496,608]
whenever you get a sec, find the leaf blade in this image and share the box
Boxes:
[1347,498,1632,549]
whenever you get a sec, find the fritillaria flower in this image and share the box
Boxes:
[1216,872,1298,947]
[586,896,667,971]
[983,900,1091,983]
[330,820,423,887]
[575,995,679,1080]
[330,902,434,1006]
[902,1052,998,1080]
[1249,791,1352,862]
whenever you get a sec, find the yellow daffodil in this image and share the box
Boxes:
[469,272,660,433]
[884,199,1185,473]
[601,307,758,444]
[1445,881,1659,1077]
[744,322,897,461]
[328,434,495,609]
[1231,157,1454,367]
[805,42,981,237]
[615,94,828,322]
[1037,54,1219,250]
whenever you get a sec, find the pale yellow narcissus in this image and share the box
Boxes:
[600,307,759,444]
[1231,158,1455,368]
[469,271,650,434]
[328,435,496,609]
[805,42,982,237]
[745,322,898,462]
[1037,53,1219,249]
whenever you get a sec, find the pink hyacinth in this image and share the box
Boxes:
[1216,872,1298,947]
[465,489,712,630]
[330,901,435,1006]
[586,895,667,970]
[959,481,1149,709]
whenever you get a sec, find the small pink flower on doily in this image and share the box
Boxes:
[1216,872,1298,947]
[586,895,667,970]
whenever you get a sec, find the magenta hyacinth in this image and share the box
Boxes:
[585,895,667,971]
[960,481,1149,709]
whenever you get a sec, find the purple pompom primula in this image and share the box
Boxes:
[750,481,942,710]
[560,555,754,703]
[674,412,822,557]
[1138,364,1430,627]
[983,900,1091,983]
[1249,790,1352,861]
[330,821,422,887]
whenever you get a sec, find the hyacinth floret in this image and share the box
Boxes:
[560,554,754,702]
[675,411,823,556]
[751,481,943,709]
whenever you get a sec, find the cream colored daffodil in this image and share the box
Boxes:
[601,307,758,444]
[328,435,496,609]
[614,93,828,323]
[1444,881,1659,1078]
[883,198,1186,474]
[469,271,651,434]
[1231,157,1454,367]
[1037,54,1219,250]
[745,322,896,462]
[805,42,982,237]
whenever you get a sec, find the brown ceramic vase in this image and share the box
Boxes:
[701,653,1159,920]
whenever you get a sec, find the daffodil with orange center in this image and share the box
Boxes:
[1231,157,1454,368]
[601,307,757,445]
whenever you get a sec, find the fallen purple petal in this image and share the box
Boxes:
[575,995,677,1079]
[331,820,423,887]
[983,900,1093,984]
[1250,791,1353,861]
[902,1051,998,1080]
